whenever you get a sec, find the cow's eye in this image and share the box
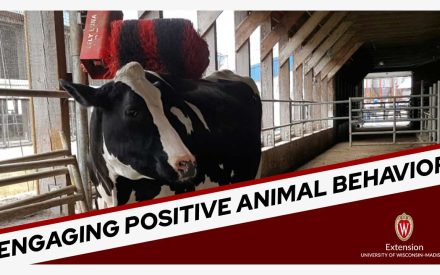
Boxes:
[125,109,139,118]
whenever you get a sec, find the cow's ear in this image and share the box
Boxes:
[59,80,105,108]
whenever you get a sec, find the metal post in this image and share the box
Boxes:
[300,102,304,137]
[349,98,352,147]
[393,97,396,144]
[288,101,292,140]
[429,87,433,142]
[420,80,424,141]
[69,11,91,209]
[437,81,440,144]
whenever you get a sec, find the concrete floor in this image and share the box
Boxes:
[298,134,427,170]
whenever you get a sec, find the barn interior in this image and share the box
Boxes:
[0,10,440,225]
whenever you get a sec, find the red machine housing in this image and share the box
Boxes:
[80,11,123,79]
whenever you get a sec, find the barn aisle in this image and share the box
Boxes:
[297,135,426,170]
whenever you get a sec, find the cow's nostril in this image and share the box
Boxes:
[176,160,197,179]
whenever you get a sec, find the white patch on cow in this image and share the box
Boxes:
[219,163,224,170]
[156,185,175,198]
[96,184,116,209]
[194,175,219,191]
[255,157,262,179]
[170,106,193,135]
[114,62,195,172]
[184,101,210,131]
[231,170,235,178]
[102,137,154,183]
[127,190,137,204]
[204,69,260,95]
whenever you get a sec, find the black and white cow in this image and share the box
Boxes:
[60,62,262,208]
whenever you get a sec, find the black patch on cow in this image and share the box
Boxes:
[118,20,146,68]
[115,177,163,205]
[153,19,185,76]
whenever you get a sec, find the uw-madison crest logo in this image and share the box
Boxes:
[395,213,414,241]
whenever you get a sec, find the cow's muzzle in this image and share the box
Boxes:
[176,160,197,181]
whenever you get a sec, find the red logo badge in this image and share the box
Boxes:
[395,213,414,241]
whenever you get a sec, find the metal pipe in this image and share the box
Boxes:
[351,94,437,100]
[349,98,352,147]
[69,11,91,209]
[393,97,396,143]
[261,116,350,131]
[421,80,424,138]
[351,129,437,135]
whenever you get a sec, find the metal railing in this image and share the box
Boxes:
[260,99,349,147]
[349,81,440,146]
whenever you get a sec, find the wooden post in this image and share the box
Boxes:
[314,73,322,131]
[321,76,328,128]
[198,11,221,76]
[279,36,291,142]
[24,11,70,209]
[293,54,304,137]
[303,71,314,133]
[234,11,250,77]
[328,78,335,128]
[260,18,274,147]
[138,11,163,19]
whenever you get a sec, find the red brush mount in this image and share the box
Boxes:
[80,11,123,79]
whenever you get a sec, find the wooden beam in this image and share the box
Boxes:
[198,12,219,75]
[235,11,270,51]
[304,21,352,73]
[293,11,347,70]
[313,31,355,75]
[197,11,222,37]
[279,11,330,66]
[138,11,162,19]
[234,11,250,76]
[260,11,304,59]
[320,37,358,79]
[326,41,364,79]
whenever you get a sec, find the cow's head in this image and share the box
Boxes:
[60,62,197,183]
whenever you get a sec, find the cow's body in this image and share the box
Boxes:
[61,62,262,208]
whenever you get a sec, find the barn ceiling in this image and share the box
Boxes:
[349,11,440,70]
[270,11,440,71]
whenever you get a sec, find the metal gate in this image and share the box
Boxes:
[348,80,440,146]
